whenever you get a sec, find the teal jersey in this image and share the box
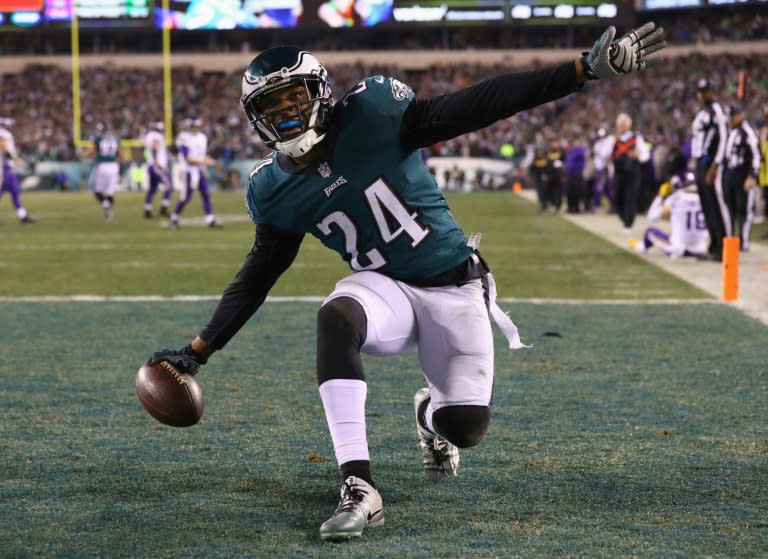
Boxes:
[93,135,120,163]
[245,76,472,281]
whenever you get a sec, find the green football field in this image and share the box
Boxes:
[1,191,765,558]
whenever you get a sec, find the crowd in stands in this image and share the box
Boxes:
[1,0,766,212]
[3,50,765,182]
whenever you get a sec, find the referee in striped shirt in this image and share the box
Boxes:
[723,103,761,252]
[691,78,730,261]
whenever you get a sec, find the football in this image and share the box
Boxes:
[135,361,204,427]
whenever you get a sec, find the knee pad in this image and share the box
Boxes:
[316,297,367,384]
[433,405,490,448]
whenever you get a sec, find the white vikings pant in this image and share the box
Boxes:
[90,162,120,197]
[323,271,525,410]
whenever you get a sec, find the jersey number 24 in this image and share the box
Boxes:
[316,178,431,271]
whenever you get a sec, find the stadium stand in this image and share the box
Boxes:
[0,4,765,197]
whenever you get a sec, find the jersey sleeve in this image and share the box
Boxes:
[245,156,279,225]
[198,224,304,349]
[745,123,762,176]
[400,61,581,151]
[646,194,665,221]
[340,76,415,120]
[336,76,415,148]
[713,104,728,166]
[0,131,17,157]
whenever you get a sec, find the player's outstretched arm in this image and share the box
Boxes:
[581,21,667,80]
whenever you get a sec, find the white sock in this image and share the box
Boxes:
[424,399,437,434]
[319,379,369,465]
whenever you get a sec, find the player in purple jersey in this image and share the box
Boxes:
[145,23,667,540]
[0,118,35,224]
[629,171,709,258]
[143,121,173,219]
[170,118,221,229]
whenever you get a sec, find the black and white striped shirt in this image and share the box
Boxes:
[724,120,761,176]
[691,101,728,166]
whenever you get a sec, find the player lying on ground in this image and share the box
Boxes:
[144,22,667,541]
[629,171,710,258]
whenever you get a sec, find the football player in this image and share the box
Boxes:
[629,171,709,258]
[147,23,667,540]
[169,117,221,229]
[82,122,122,220]
[0,117,35,224]
[143,121,173,219]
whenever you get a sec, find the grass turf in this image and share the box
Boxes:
[0,190,712,299]
[0,301,766,558]
[1,188,766,557]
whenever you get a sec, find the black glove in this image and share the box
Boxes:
[147,344,206,377]
[582,21,667,81]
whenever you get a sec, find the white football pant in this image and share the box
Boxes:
[90,162,120,197]
[323,271,499,410]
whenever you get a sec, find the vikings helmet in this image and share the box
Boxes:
[240,46,332,158]
[670,171,696,192]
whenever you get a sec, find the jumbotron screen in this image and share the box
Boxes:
[387,0,632,26]
[636,0,766,8]
[155,0,632,28]
[0,0,635,28]
[0,0,150,27]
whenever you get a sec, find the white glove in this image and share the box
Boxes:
[582,21,667,80]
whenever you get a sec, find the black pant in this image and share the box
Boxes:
[614,167,640,228]
[534,174,562,211]
[566,174,584,213]
[695,160,727,256]
[723,166,750,248]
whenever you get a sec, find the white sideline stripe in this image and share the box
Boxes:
[0,295,716,305]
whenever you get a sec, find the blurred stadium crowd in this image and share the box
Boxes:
[3,51,765,166]
[0,4,765,200]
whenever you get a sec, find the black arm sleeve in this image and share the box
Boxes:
[400,61,581,151]
[198,224,304,350]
